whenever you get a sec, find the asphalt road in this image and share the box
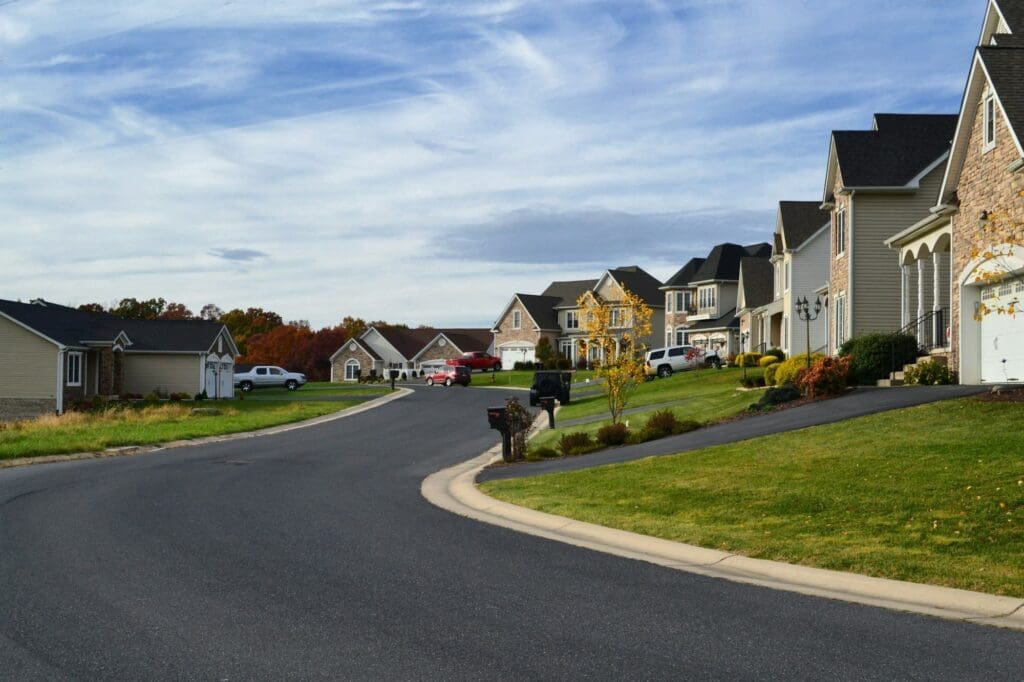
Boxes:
[1,386,1021,680]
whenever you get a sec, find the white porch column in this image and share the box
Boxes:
[901,264,911,327]
[932,251,942,313]
[916,259,926,322]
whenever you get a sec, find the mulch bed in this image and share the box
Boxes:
[975,387,1024,402]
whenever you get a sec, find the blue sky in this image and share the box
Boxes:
[0,0,984,328]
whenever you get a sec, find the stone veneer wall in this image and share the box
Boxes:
[416,337,465,365]
[0,398,55,423]
[331,345,374,381]
[493,298,544,350]
[950,93,1024,374]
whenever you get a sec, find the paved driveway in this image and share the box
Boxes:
[0,385,1019,679]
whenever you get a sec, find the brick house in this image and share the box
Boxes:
[821,113,958,354]
[0,299,237,420]
[909,0,1024,383]
[329,326,493,381]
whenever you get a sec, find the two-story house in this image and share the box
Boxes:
[736,257,774,353]
[492,266,664,366]
[822,113,958,354]
[681,242,771,355]
[660,257,704,347]
[886,0,1024,384]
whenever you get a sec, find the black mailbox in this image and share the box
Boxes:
[487,406,507,431]
[389,369,400,380]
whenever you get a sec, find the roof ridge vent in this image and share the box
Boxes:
[29,298,46,306]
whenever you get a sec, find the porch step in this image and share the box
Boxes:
[877,378,904,387]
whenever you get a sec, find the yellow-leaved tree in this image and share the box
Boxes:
[972,189,1024,318]
[576,286,653,424]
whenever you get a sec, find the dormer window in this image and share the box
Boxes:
[983,92,997,151]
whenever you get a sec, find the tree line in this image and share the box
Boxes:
[77,298,405,381]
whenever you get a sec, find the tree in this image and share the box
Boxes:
[576,286,653,424]
[220,307,283,354]
[160,302,195,320]
[111,297,166,319]
[77,303,106,314]
[972,189,1024,318]
[199,303,223,321]
[535,337,555,368]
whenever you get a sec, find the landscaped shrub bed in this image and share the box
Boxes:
[839,332,919,385]
[772,353,824,386]
[904,360,957,385]
[758,355,779,368]
[797,356,853,398]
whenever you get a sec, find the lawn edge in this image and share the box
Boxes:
[422,439,1024,632]
[0,388,413,469]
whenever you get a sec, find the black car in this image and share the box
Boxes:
[529,371,572,406]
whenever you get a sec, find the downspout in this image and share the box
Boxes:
[56,348,65,415]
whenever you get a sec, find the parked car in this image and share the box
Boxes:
[447,351,502,372]
[425,365,472,387]
[233,365,308,392]
[529,370,571,406]
[645,345,706,378]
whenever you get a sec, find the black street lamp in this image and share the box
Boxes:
[795,296,823,369]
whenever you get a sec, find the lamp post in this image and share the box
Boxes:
[740,331,750,380]
[795,296,822,369]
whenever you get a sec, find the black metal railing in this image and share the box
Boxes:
[890,307,949,374]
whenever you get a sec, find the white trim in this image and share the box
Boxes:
[66,351,83,387]
[344,358,361,381]
[361,327,410,362]
[122,350,205,355]
[983,91,997,152]
[512,310,522,330]
[56,350,64,414]
[904,151,951,189]
[790,221,831,254]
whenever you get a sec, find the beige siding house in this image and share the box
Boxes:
[821,114,958,354]
[0,299,237,420]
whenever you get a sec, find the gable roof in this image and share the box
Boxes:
[991,0,1024,37]
[0,299,233,354]
[686,308,739,332]
[437,328,493,353]
[366,327,440,360]
[540,279,598,307]
[690,243,771,283]
[662,257,706,289]
[825,114,957,198]
[938,45,1024,205]
[605,266,663,305]
[329,336,382,362]
[737,258,774,312]
[514,294,562,331]
[777,201,830,251]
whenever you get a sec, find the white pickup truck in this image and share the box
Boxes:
[233,365,307,392]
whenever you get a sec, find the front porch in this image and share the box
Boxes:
[888,215,952,353]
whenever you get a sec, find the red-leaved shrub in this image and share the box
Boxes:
[797,356,853,398]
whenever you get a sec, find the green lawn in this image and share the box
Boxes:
[483,397,1024,597]
[242,381,392,399]
[529,367,755,450]
[478,369,597,389]
[0,399,361,460]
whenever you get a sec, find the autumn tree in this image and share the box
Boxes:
[111,297,167,319]
[973,190,1024,318]
[576,286,653,424]
[199,303,224,321]
[160,302,195,320]
[220,307,284,354]
[77,303,106,314]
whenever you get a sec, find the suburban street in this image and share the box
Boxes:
[1,387,1022,680]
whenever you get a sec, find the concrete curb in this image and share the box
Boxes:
[1,388,413,470]
[422,445,1024,632]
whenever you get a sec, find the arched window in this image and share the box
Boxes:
[344,359,360,381]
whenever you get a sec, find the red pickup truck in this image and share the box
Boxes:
[446,351,502,372]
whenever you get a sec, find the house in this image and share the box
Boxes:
[821,113,958,354]
[0,299,238,420]
[755,201,831,356]
[678,242,771,355]
[736,257,774,353]
[491,266,664,367]
[329,326,494,381]
[660,257,705,347]
[887,0,1024,383]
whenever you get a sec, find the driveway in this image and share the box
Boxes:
[0,385,1019,679]
[480,385,985,482]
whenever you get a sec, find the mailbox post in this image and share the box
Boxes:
[389,369,399,390]
[487,406,512,462]
[538,396,555,429]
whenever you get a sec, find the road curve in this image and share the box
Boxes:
[1,386,1021,680]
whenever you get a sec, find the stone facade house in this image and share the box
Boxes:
[660,257,704,347]
[329,337,382,382]
[0,299,237,420]
[903,0,1024,384]
[821,113,958,354]
[330,326,494,380]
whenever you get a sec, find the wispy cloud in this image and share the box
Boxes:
[0,0,985,327]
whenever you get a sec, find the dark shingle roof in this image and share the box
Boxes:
[0,299,226,352]
[686,308,739,331]
[738,258,774,311]
[778,201,831,250]
[607,266,663,305]
[996,0,1024,32]
[832,114,957,187]
[515,294,561,331]
[540,279,598,307]
[662,258,706,288]
[690,243,771,283]
[440,328,493,353]
[368,327,439,359]
[979,46,1024,143]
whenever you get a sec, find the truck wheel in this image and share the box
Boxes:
[285,380,298,391]
[240,381,253,392]
[657,365,672,378]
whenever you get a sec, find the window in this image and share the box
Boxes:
[66,352,82,387]
[675,327,686,346]
[666,328,672,346]
[560,340,573,358]
[984,93,996,150]
[512,310,521,329]
[666,293,673,313]
[835,294,847,345]
[675,291,685,312]
[270,368,283,375]
[835,208,847,256]
[698,287,717,310]
[566,311,579,329]
[256,367,268,375]
[610,308,621,327]
[344,359,360,380]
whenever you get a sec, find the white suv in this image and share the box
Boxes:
[645,345,706,378]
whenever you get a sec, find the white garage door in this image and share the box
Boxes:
[499,345,535,367]
[980,284,1024,383]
